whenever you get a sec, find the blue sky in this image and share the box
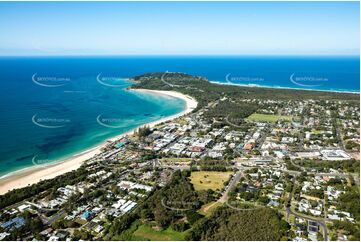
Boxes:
[0,1,359,56]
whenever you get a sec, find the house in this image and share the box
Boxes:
[0,233,10,241]
[244,143,253,150]
[17,204,31,212]
[207,151,223,158]
[326,186,343,201]
[308,221,319,241]
[309,208,322,216]
[112,199,127,209]
[338,234,348,241]
[191,146,203,152]
[294,152,321,159]
[255,159,272,166]
[298,199,310,213]
[320,149,351,161]
[275,183,284,191]
[115,141,126,148]
[268,200,280,207]
[296,217,306,224]
[54,230,69,241]
[261,150,269,157]
[39,228,53,237]
[94,224,104,233]
[117,181,152,192]
[281,137,297,144]
[48,236,60,241]
[295,223,307,236]
[274,151,285,159]
[0,216,25,230]
[327,209,354,223]
[80,211,95,221]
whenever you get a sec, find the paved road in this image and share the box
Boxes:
[160,72,182,88]
[285,177,296,222]
[286,206,328,241]
[161,164,191,170]
[255,129,269,149]
[285,177,328,241]
[283,161,357,180]
[218,170,243,203]
[46,210,66,226]
[334,118,345,151]
[297,115,305,151]
[225,114,243,128]
[289,160,306,172]
[160,72,174,87]
[160,71,203,93]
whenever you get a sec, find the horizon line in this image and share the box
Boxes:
[0,53,359,58]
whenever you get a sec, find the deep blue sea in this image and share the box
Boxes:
[0,56,359,177]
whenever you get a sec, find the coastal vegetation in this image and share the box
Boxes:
[1,72,359,241]
[132,72,360,112]
[337,188,360,221]
[292,159,360,173]
[132,72,359,130]
[0,167,89,209]
[136,126,152,138]
[105,170,208,240]
[186,207,290,241]
[193,159,233,171]
[105,169,291,241]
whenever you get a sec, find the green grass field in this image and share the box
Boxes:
[133,224,188,241]
[311,129,323,134]
[190,171,233,191]
[246,113,293,123]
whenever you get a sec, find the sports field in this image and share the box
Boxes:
[133,225,187,241]
[190,171,233,191]
[246,113,293,123]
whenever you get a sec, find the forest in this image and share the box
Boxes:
[186,206,290,241]
[132,72,360,110]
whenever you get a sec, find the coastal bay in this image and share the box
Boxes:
[0,89,198,195]
[0,56,358,194]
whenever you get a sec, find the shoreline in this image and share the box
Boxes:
[0,89,198,195]
[210,81,360,94]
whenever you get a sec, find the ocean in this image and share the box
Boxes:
[0,56,359,177]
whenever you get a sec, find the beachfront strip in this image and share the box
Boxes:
[0,74,360,241]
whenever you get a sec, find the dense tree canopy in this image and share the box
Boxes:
[186,206,290,241]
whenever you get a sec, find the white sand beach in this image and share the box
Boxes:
[0,89,197,195]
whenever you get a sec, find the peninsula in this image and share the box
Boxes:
[0,72,359,241]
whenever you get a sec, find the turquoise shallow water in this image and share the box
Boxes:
[0,56,359,177]
[0,59,186,177]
